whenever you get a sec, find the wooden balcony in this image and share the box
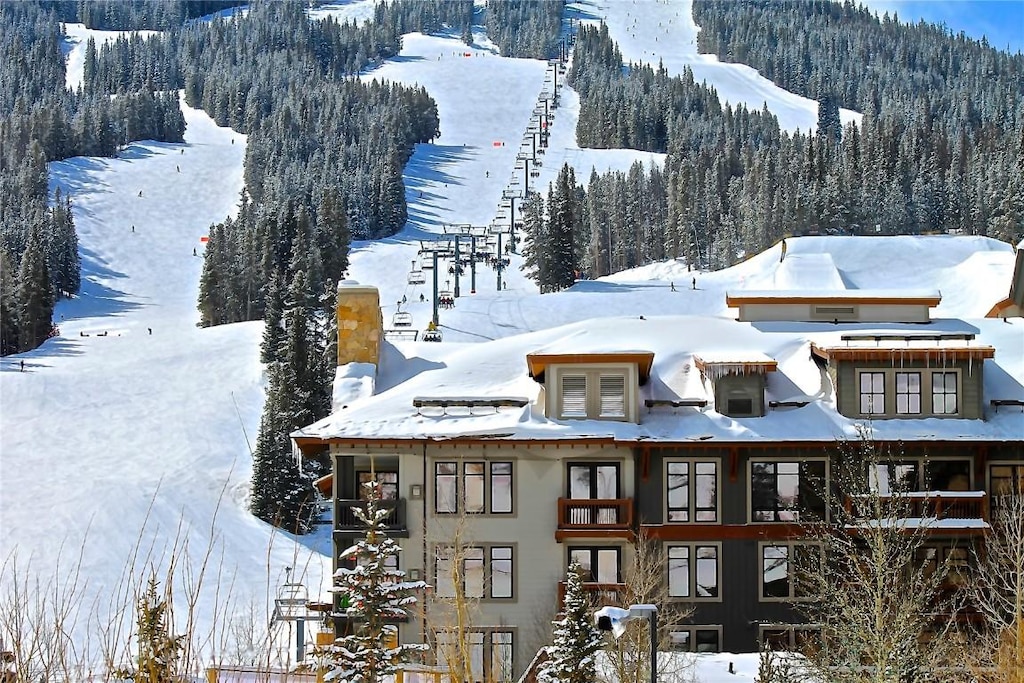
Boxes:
[844,491,989,535]
[334,498,408,538]
[557,580,627,608]
[556,497,634,542]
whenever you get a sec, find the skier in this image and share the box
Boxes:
[670,281,676,292]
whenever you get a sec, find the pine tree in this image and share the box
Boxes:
[249,370,317,534]
[537,561,604,683]
[17,224,55,350]
[0,247,21,356]
[322,479,429,682]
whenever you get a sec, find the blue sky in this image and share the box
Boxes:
[860,1,1024,53]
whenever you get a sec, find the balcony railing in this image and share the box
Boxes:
[557,497,633,530]
[844,491,988,529]
[334,498,407,536]
[557,580,627,608]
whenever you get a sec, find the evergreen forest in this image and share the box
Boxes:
[518,4,1022,289]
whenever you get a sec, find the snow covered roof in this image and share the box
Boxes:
[694,351,778,376]
[726,289,942,304]
[293,314,1024,447]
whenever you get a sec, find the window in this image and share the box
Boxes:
[554,367,633,421]
[358,471,398,499]
[667,544,720,600]
[669,626,722,652]
[434,629,515,683]
[726,397,754,416]
[568,547,620,584]
[760,543,820,601]
[435,462,457,513]
[435,545,514,600]
[813,305,856,320]
[759,625,821,651]
[435,460,514,514]
[872,459,971,494]
[859,371,885,414]
[990,463,1024,510]
[932,372,958,414]
[599,374,626,417]
[895,372,921,414]
[917,544,970,585]
[567,463,620,524]
[561,375,587,417]
[490,546,513,598]
[750,460,826,522]
[666,461,718,523]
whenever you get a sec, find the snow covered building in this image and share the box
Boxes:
[293,280,1024,677]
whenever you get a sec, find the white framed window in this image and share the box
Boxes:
[669,626,722,652]
[895,372,921,414]
[434,629,515,683]
[434,460,514,514]
[435,544,515,600]
[667,543,720,600]
[859,371,885,414]
[760,542,821,602]
[932,371,958,414]
[666,460,719,523]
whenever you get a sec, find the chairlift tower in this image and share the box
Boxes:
[517,154,533,195]
[502,189,524,254]
[419,237,456,327]
[271,567,318,664]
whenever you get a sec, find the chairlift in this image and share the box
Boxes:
[272,577,309,622]
[530,171,540,178]
[385,328,419,342]
[392,311,413,327]
[408,269,426,284]
[423,328,443,342]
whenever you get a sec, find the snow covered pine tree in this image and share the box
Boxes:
[321,479,428,682]
[538,561,604,683]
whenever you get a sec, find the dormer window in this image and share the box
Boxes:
[813,337,991,420]
[694,353,778,418]
[555,369,630,420]
[526,352,653,423]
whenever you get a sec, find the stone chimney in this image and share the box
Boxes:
[335,281,382,367]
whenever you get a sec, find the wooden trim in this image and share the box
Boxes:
[726,294,941,306]
[526,352,655,383]
[641,523,813,541]
[555,529,635,542]
[811,343,994,363]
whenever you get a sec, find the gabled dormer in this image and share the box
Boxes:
[811,333,994,420]
[694,353,778,417]
[526,351,654,423]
